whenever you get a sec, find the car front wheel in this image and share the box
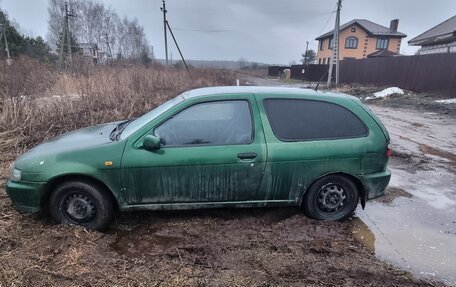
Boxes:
[49,181,114,230]
[303,175,359,221]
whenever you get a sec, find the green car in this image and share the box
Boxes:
[6,87,391,229]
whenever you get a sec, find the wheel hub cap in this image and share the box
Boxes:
[64,193,96,222]
[316,184,346,213]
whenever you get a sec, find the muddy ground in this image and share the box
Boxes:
[0,196,439,287]
[0,79,453,286]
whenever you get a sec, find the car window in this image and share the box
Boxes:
[154,100,253,146]
[264,99,367,141]
[120,95,184,140]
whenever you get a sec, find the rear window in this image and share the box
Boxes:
[263,99,368,141]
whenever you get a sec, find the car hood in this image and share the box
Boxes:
[15,121,121,165]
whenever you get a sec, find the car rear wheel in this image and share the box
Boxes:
[303,175,359,221]
[49,181,114,230]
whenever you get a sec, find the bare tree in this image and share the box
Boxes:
[47,0,152,63]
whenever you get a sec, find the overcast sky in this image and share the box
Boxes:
[1,0,456,64]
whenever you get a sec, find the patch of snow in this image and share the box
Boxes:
[365,87,404,100]
[435,98,456,104]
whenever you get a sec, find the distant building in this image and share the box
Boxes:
[78,43,99,64]
[315,19,407,64]
[408,15,456,55]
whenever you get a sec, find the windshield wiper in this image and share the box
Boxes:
[110,119,133,141]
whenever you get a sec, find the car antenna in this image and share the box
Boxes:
[314,68,329,92]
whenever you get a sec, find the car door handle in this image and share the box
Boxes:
[237,152,257,160]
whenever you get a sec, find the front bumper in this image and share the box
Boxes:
[359,169,391,201]
[5,180,46,213]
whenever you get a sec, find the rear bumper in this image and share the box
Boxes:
[5,180,46,213]
[359,169,391,201]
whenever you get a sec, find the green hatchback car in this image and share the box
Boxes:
[6,87,391,229]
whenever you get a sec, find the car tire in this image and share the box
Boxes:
[303,175,359,221]
[49,181,114,230]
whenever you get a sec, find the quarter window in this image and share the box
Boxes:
[155,100,253,146]
[345,37,358,49]
[263,99,367,141]
[376,38,389,50]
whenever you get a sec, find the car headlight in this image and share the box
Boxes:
[11,168,22,181]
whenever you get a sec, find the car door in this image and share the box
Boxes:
[120,94,267,204]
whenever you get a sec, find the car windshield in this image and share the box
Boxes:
[119,95,184,140]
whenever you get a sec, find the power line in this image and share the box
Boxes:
[317,3,338,36]
[170,27,328,36]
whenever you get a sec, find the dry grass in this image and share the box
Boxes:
[0,58,237,157]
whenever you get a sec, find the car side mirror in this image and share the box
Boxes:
[143,135,161,150]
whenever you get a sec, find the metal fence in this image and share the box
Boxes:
[269,53,456,96]
[339,53,456,96]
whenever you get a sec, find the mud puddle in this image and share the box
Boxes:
[355,189,456,286]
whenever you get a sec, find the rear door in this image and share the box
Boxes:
[120,93,267,204]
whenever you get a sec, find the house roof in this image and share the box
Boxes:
[408,15,456,46]
[316,19,407,40]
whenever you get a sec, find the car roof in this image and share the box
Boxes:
[182,86,352,101]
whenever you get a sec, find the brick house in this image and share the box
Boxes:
[408,15,456,55]
[315,19,407,64]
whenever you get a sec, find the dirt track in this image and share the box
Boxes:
[1,78,454,286]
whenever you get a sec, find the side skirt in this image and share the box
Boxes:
[120,200,297,211]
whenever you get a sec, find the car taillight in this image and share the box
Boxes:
[386,147,393,157]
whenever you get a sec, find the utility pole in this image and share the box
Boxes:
[304,41,309,64]
[0,20,12,65]
[104,33,113,64]
[2,32,11,65]
[160,3,190,76]
[303,41,309,81]
[161,0,169,66]
[58,8,66,67]
[58,2,76,69]
[327,0,342,87]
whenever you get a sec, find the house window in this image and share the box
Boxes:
[319,40,324,51]
[345,37,358,49]
[327,57,331,64]
[351,28,356,32]
[318,58,322,64]
[376,38,389,50]
[328,38,333,49]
